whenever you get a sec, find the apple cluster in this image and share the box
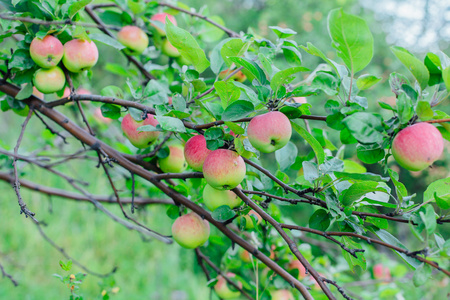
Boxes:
[30,35,98,94]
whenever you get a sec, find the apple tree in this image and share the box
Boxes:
[0,0,449,299]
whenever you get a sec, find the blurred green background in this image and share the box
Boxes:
[1,0,449,299]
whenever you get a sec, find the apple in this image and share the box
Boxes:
[287,259,307,280]
[157,144,187,173]
[32,87,44,99]
[293,97,307,104]
[218,69,247,82]
[151,13,177,36]
[29,35,64,68]
[168,97,172,105]
[121,113,160,148]
[310,273,325,291]
[62,39,99,73]
[214,272,242,299]
[184,135,212,172]
[171,212,210,249]
[203,184,242,211]
[161,39,180,57]
[239,249,252,263]
[77,88,91,95]
[392,123,444,171]
[270,289,294,300]
[117,26,149,55]
[373,264,391,281]
[176,55,192,66]
[93,108,112,124]
[202,149,246,190]
[247,111,292,153]
[33,67,66,94]
[238,210,262,229]
[62,87,71,98]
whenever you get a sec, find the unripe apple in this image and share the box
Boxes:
[94,108,112,124]
[203,149,246,190]
[171,212,210,249]
[214,272,242,299]
[203,184,242,211]
[247,111,292,153]
[373,264,391,281]
[33,67,66,94]
[62,39,99,73]
[218,69,247,82]
[270,289,295,300]
[29,35,64,68]
[117,26,149,55]
[151,13,177,36]
[184,135,212,171]
[121,113,160,148]
[287,259,307,280]
[161,39,180,57]
[239,210,262,229]
[239,249,252,263]
[176,55,192,66]
[392,123,444,171]
[157,144,187,173]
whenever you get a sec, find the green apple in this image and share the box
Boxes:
[203,184,242,211]
[238,210,262,229]
[202,149,246,190]
[33,67,66,94]
[270,289,294,300]
[161,38,180,57]
[158,144,187,173]
[247,111,292,153]
[117,25,149,55]
[171,212,210,249]
[214,272,242,299]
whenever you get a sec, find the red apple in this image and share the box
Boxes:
[203,184,242,211]
[29,35,64,68]
[219,69,247,82]
[62,39,99,73]
[247,111,292,153]
[373,264,391,281]
[293,97,307,104]
[121,113,160,148]
[287,259,307,280]
[239,249,252,263]
[202,149,246,190]
[171,212,210,249]
[161,39,180,57]
[33,67,66,94]
[117,26,149,55]
[392,123,444,171]
[151,13,177,36]
[157,144,187,173]
[270,289,295,300]
[184,135,212,172]
[214,272,242,299]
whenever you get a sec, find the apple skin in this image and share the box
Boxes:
[202,149,246,190]
[238,210,262,229]
[287,259,307,280]
[161,39,180,57]
[247,111,292,153]
[62,39,99,73]
[93,108,112,124]
[117,26,149,55]
[176,55,192,66]
[29,35,64,68]
[151,13,177,36]
[373,264,391,281]
[121,113,160,148]
[392,123,444,171]
[203,184,242,211]
[171,212,210,249]
[184,135,212,171]
[32,87,44,99]
[33,67,66,94]
[158,144,187,173]
[293,97,307,104]
[239,249,252,263]
[218,69,247,82]
[214,272,242,299]
[270,289,295,300]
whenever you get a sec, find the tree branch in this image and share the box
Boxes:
[0,262,18,287]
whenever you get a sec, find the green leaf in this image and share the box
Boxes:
[424,52,443,86]
[356,144,384,164]
[434,193,450,210]
[155,116,186,133]
[419,205,436,237]
[423,177,450,203]
[275,141,298,171]
[341,181,381,206]
[221,100,254,121]
[309,209,330,231]
[166,20,210,73]
[228,57,267,85]
[214,81,240,109]
[270,67,309,95]
[100,86,124,98]
[327,8,374,74]
[341,237,366,272]
[269,26,297,38]
[388,169,407,202]
[390,46,430,91]
[413,263,432,287]
[343,112,384,144]
[101,104,121,119]
[300,42,344,77]
[443,66,450,92]
[198,16,225,43]
[356,74,381,90]
[204,128,224,151]
[311,72,338,95]
[224,121,244,135]
[9,49,35,70]
[211,205,236,222]
[220,39,248,68]
[90,33,125,50]
[291,121,325,164]
[68,0,92,18]
[374,229,420,269]
[15,83,33,100]
[416,101,433,121]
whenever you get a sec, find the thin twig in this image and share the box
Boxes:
[0,262,18,286]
